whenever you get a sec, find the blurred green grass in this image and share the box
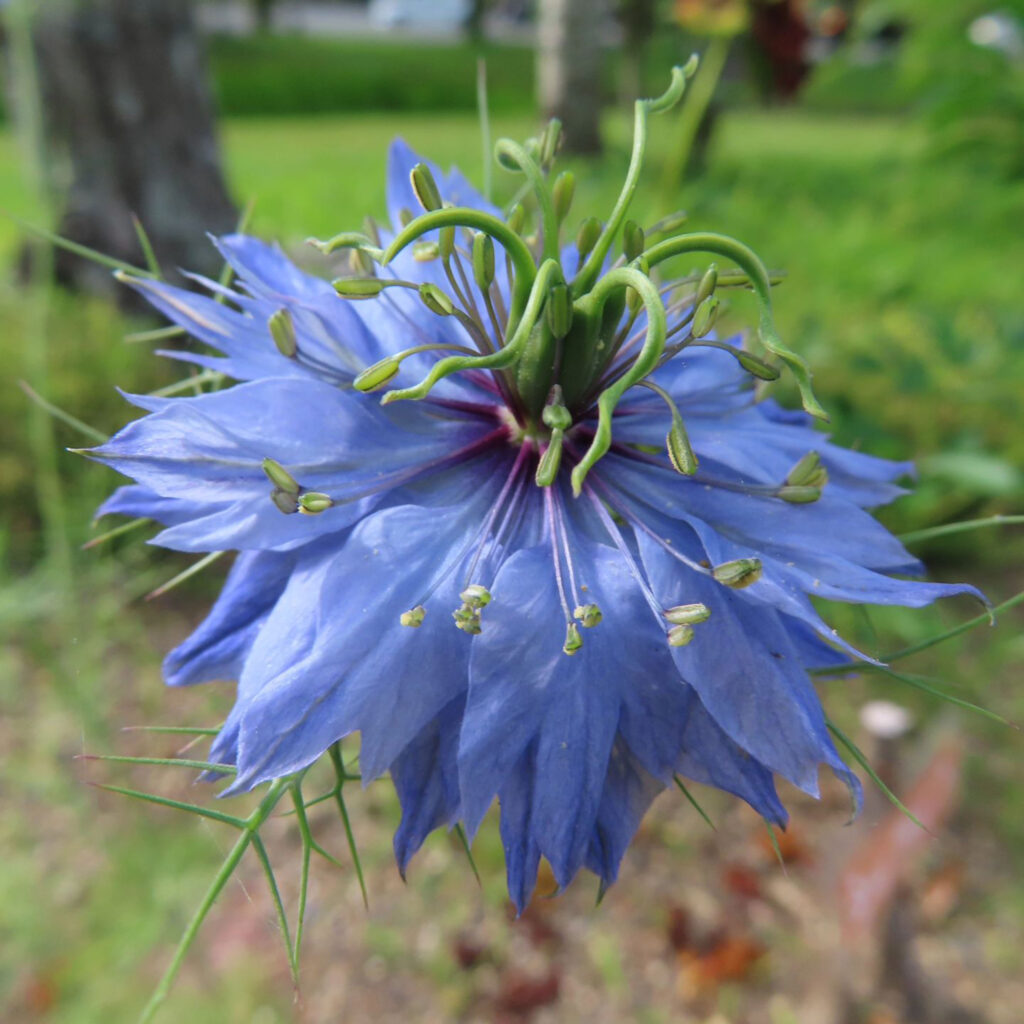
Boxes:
[2,77,1023,1022]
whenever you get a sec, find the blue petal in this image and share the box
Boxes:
[163,550,296,687]
[226,488,508,792]
[634,523,859,801]
[391,696,464,877]
[90,378,493,551]
[460,538,676,889]
[95,484,217,527]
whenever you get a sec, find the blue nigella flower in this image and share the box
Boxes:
[87,72,980,910]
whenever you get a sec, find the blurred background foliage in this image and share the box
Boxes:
[1,1,1022,1022]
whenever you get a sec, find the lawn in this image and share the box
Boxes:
[2,98,1023,1022]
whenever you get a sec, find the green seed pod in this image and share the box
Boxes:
[410,163,443,212]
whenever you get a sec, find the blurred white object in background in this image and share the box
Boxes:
[368,0,470,31]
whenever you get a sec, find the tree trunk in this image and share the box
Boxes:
[537,0,608,155]
[24,0,237,298]
[617,0,656,104]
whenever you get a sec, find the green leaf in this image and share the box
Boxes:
[673,775,716,830]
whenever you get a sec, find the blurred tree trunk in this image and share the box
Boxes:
[537,0,608,154]
[464,0,489,42]
[20,0,237,298]
[251,0,277,33]
[617,0,657,103]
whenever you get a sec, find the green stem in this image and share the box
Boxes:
[571,268,668,495]
[572,62,693,298]
[899,514,1024,545]
[381,258,564,405]
[494,138,559,262]
[139,779,288,1024]
[382,207,536,335]
[639,231,827,421]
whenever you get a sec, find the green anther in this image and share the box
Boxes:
[534,433,564,487]
[460,584,492,608]
[623,220,645,262]
[563,622,583,655]
[546,283,573,339]
[507,203,526,234]
[691,295,720,339]
[298,492,334,515]
[410,163,443,212]
[400,606,426,628]
[268,308,297,358]
[453,607,482,634]
[353,356,400,392]
[574,603,603,628]
[349,247,376,275]
[552,171,575,222]
[332,277,387,299]
[472,232,495,291]
[262,457,299,496]
[419,282,454,317]
[785,451,828,488]
[539,118,562,166]
[270,489,299,515]
[363,216,382,248]
[648,210,688,235]
[438,225,456,260]
[735,349,781,381]
[663,603,711,625]
[399,207,414,227]
[576,217,602,261]
[712,558,763,589]
[695,263,719,306]
[667,624,695,647]
[412,241,439,262]
[778,484,822,504]
[667,412,698,476]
